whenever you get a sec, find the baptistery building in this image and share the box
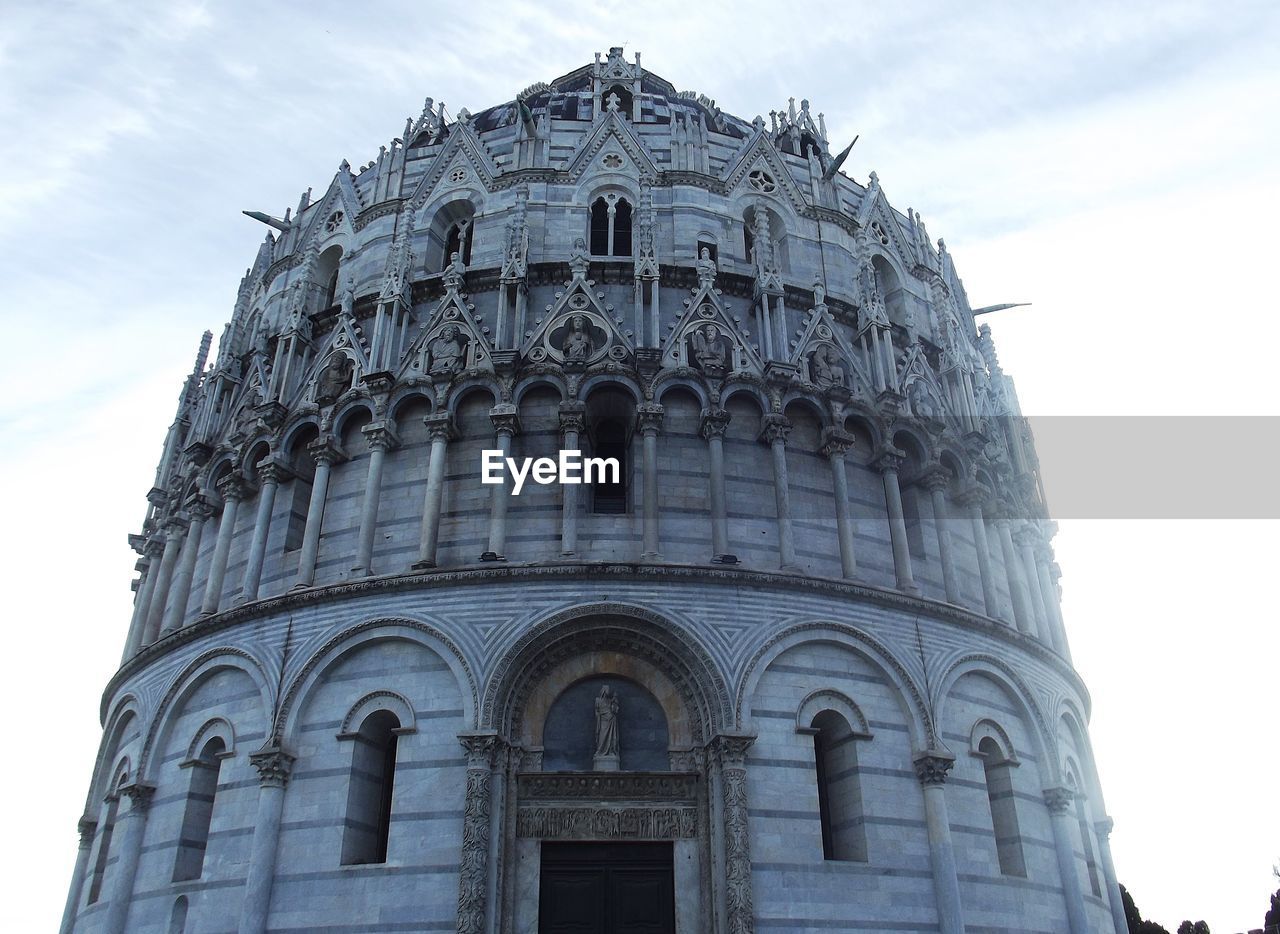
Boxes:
[62,49,1125,934]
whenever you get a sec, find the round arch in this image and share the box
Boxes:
[482,602,732,744]
[275,616,478,743]
[736,620,933,749]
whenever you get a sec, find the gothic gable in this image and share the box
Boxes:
[521,276,633,367]
[406,121,500,209]
[398,289,495,382]
[661,279,762,380]
[297,165,363,250]
[564,109,661,181]
[790,299,869,395]
[291,315,370,408]
[855,179,917,270]
[720,129,808,213]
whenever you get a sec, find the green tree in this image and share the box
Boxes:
[1120,882,1170,934]
[1176,922,1209,934]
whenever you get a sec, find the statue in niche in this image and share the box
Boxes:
[594,685,620,758]
[691,322,730,377]
[562,314,593,362]
[569,236,590,279]
[315,353,354,406]
[428,324,466,376]
[809,344,846,389]
[695,245,717,289]
[442,251,465,291]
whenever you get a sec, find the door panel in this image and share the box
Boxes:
[539,842,675,934]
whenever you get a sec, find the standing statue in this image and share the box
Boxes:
[594,685,620,758]
[695,245,717,289]
[569,236,590,279]
[428,324,466,376]
[562,314,593,361]
[442,251,465,292]
[315,353,354,405]
[339,274,356,317]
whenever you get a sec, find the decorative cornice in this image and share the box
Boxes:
[103,562,1091,723]
[518,771,697,802]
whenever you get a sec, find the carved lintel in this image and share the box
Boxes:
[517,805,699,840]
[517,771,698,802]
[249,745,296,788]
[913,750,955,786]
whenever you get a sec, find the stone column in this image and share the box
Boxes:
[162,496,213,634]
[142,519,184,644]
[101,782,154,934]
[701,408,732,560]
[296,436,345,585]
[820,428,858,579]
[1014,525,1050,641]
[760,414,798,570]
[920,468,961,604]
[483,405,519,561]
[558,402,586,557]
[638,403,663,560]
[122,542,162,659]
[958,487,1000,618]
[240,461,290,604]
[712,734,756,934]
[201,472,248,614]
[1094,817,1129,934]
[913,753,965,934]
[413,414,454,570]
[874,449,918,593]
[58,816,97,934]
[994,512,1036,636]
[238,745,295,934]
[352,422,399,576]
[1035,539,1072,659]
[1044,787,1089,934]
[456,732,500,934]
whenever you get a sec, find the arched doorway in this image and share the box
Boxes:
[474,606,745,934]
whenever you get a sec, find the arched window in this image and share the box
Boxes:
[172,737,226,882]
[1070,776,1103,897]
[979,736,1026,876]
[443,220,472,268]
[341,710,401,865]
[314,245,344,310]
[743,225,754,265]
[591,418,628,514]
[168,895,188,934]
[810,710,868,861]
[589,195,633,257]
[87,792,120,904]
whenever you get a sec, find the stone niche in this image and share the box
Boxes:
[542,675,671,771]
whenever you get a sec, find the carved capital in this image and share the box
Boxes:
[956,484,991,511]
[872,446,906,475]
[1094,816,1115,839]
[161,513,190,534]
[558,401,587,436]
[489,403,520,436]
[255,458,294,487]
[1043,785,1074,814]
[118,782,156,813]
[916,464,954,494]
[913,751,956,786]
[710,733,755,770]
[700,407,731,440]
[215,470,250,502]
[1012,524,1041,550]
[185,493,215,521]
[818,426,854,459]
[424,412,456,443]
[636,402,664,436]
[249,745,296,788]
[77,816,98,848]
[143,536,166,559]
[459,731,501,770]
[758,413,791,446]
[362,421,400,452]
[307,435,346,466]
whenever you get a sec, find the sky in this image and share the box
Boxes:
[1,1,1277,930]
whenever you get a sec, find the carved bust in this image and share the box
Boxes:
[562,314,593,362]
[428,325,466,376]
[315,353,354,406]
[691,322,730,377]
[810,344,846,389]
